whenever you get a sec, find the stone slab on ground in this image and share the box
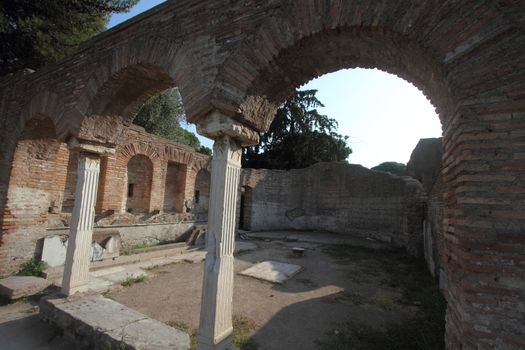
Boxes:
[239,261,303,284]
[0,276,52,300]
[40,294,190,350]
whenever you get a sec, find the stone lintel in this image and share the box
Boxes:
[68,137,116,155]
[196,111,259,146]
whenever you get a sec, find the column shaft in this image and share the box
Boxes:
[61,153,100,295]
[197,136,241,350]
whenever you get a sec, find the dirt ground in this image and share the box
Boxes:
[109,239,440,350]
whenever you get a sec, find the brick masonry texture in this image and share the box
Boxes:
[0,124,210,276]
[0,1,524,348]
[241,163,426,255]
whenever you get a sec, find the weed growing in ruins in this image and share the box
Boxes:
[167,321,198,350]
[121,274,146,287]
[232,314,259,350]
[130,242,153,250]
[16,258,48,277]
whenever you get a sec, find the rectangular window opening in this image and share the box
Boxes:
[128,183,134,197]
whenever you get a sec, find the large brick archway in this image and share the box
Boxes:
[0,1,523,348]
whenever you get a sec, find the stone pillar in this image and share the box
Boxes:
[61,152,101,296]
[60,138,115,296]
[196,113,259,350]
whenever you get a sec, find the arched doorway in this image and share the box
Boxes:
[194,169,210,219]
[125,154,153,213]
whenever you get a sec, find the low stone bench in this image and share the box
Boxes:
[40,293,190,350]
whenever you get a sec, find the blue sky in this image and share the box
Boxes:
[108,1,442,168]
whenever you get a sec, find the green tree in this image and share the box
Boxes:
[243,89,352,169]
[1,0,138,76]
[371,161,406,176]
[133,88,211,155]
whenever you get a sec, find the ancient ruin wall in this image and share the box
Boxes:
[0,125,209,276]
[241,162,426,255]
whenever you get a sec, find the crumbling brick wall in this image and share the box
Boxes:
[0,124,209,276]
[241,162,426,255]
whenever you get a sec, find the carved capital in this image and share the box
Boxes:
[196,111,260,146]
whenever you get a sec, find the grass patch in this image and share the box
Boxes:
[121,274,147,287]
[168,321,198,350]
[165,316,258,350]
[16,258,48,277]
[232,314,259,350]
[130,242,155,250]
[318,245,446,349]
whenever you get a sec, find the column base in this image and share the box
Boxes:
[197,330,236,350]
[61,282,89,296]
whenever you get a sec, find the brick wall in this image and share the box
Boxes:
[0,124,210,276]
[0,118,69,275]
[0,1,523,347]
[241,162,427,255]
[125,155,153,213]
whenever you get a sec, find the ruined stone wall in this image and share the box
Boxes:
[0,125,209,276]
[241,162,426,255]
[0,118,70,275]
[95,125,210,214]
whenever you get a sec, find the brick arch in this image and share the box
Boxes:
[101,142,163,213]
[209,3,525,349]
[71,35,206,143]
[118,142,162,166]
[218,26,452,132]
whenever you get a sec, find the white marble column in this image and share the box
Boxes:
[197,136,242,350]
[61,152,100,296]
[196,113,260,350]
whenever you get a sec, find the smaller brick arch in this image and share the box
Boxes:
[118,142,162,166]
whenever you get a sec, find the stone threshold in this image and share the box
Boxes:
[40,293,190,350]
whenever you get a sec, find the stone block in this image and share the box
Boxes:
[239,261,303,284]
[0,276,52,300]
[40,294,190,350]
[41,235,68,267]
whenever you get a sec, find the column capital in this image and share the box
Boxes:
[68,137,116,155]
[196,111,260,147]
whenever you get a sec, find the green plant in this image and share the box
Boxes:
[17,258,48,277]
[232,314,259,350]
[121,274,147,287]
[130,242,151,250]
